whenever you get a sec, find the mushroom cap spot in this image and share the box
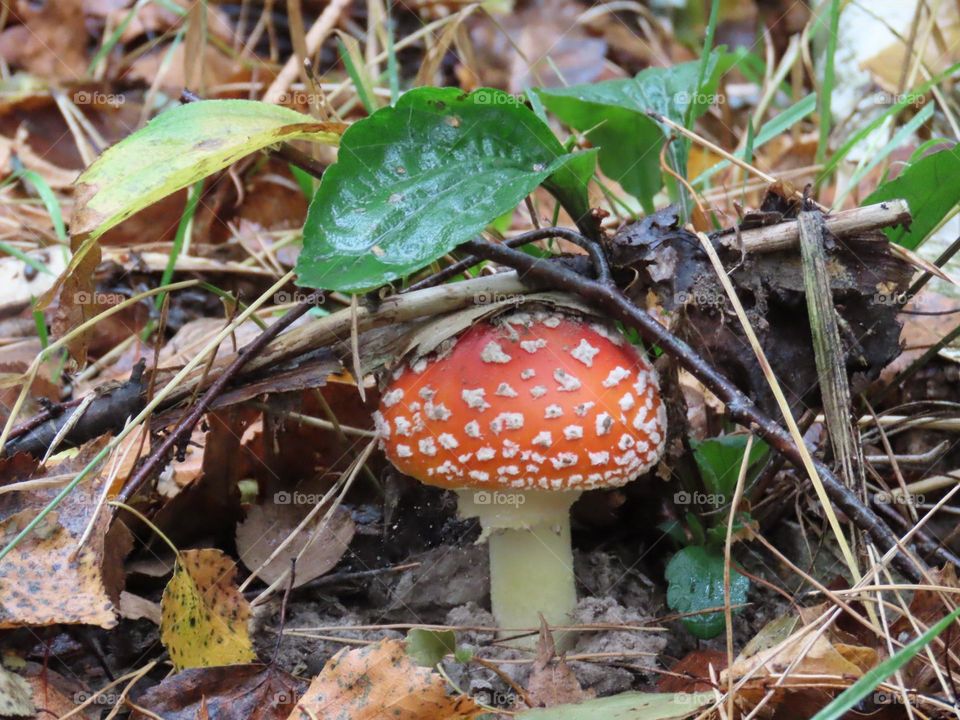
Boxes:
[377,310,666,490]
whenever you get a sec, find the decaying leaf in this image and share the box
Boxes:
[130,664,305,720]
[160,548,257,671]
[0,663,34,717]
[288,639,482,720]
[236,501,355,588]
[525,620,594,709]
[0,443,117,628]
[723,614,878,717]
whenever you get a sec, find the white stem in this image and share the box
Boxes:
[458,489,580,648]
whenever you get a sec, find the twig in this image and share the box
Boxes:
[462,237,940,581]
[116,293,321,504]
[724,199,912,253]
[406,226,611,293]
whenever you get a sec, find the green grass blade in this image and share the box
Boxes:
[818,61,960,183]
[814,0,840,175]
[18,169,67,242]
[155,180,202,311]
[0,241,53,276]
[686,0,720,130]
[811,605,960,720]
[385,18,400,106]
[833,101,934,208]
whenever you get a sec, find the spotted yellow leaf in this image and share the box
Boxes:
[160,548,256,671]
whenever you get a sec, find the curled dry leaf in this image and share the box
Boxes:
[160,548,257,671]
[0,443,117,628]
[236,502,355,588]
[525,620,594,709]
[130,664,305,720]
[288,639,482,720]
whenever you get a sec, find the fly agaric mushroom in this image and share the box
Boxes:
[375,309,666,645]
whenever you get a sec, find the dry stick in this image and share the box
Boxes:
[462,238,942,582]
[263,0,353,104]
[406,226,611,293]
[117,292,322,504]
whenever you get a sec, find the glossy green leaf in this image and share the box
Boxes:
[72,99,344,241]
[534,51,731,211]
[297,87,595,292]
[665,546,748,639]
[517,691,713,719]
[690,435,768,501]
[863,144,960,250]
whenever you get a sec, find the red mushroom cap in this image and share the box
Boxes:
[375,310,666,491]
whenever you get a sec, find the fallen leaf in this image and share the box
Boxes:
[0,0,87,79]
[525,620,594,709]
[657,649,727,693]
[0,663,34,717]
[0,441,117,628]
[288,639,482,720]
[236,501,354,588]
[21,663,92,719]
[160,548,257,671]
[130,664,305,720]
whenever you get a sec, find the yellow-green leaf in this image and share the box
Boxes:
[160,548,257,671]
[71,99,344,241]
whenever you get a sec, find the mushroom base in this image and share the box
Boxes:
[457,488,581,649]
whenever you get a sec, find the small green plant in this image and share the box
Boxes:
[661,434,767,639]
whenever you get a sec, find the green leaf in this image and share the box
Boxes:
[534,51,731,211]
[297,87,595,292]
[665,546,748,639]
[405,628,456,667]
[810,605,960,720]
[72,99,344,241]
[516,691,713,719]
[863,144,960,250]
[690,435,768,502]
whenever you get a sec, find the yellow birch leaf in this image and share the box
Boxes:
[160,548,256,671]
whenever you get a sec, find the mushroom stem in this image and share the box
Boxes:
[457,489,581,648]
